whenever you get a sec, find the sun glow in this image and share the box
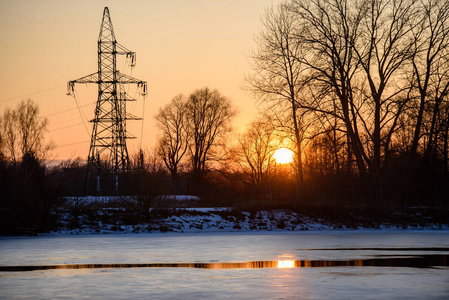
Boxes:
[273,148,294,164]
[277,260,295,268]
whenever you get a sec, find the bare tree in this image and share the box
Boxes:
[289,0,421,197]
[356,0,419,175]
[247,0,449,206]
[155,94,190,181]
[236,117,279,187]
[0,107,18,162]
[0,99,52,163]
[247,3,309,201]
[186,88,237,188]
[290,0,370,175]
[408,0,449,157]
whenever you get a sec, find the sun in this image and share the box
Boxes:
[273,148,294,164]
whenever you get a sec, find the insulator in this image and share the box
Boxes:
[66,82,75,96]
[131,53,136,66]
[139,82,147,96]
[127,52,136,67]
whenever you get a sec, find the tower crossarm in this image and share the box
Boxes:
[125,112,143,121]
[66,72,99,95]
[116,71,144,84]
[117,72,148,95]
[67,71,147,96]
[69,72,99,84]
[117,71,147,96]
[116,43,137,66]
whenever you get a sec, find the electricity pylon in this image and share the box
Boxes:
[67,7,147,194]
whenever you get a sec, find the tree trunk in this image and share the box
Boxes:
[425,97,442,159]
[410,93,426,156]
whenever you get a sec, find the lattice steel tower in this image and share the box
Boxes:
[67,7,147,194]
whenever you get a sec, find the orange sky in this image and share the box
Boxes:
[0,0,281,161]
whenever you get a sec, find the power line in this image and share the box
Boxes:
[0,85,65,103]
[50,116,86,127]
[72,89,91,137]
[43,101,95,118]
[54,140,90,148]
[49,122,84,133]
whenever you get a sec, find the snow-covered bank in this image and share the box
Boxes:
[51,208,449,235]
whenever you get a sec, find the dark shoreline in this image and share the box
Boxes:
[47,206,449,235]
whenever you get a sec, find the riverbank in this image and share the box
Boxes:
[50,207,449,235]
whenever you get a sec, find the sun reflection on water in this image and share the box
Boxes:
[277,260,295,268]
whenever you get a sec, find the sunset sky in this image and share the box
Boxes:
[0,0,282,161]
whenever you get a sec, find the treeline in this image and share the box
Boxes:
[0,100,58,233]
[243,0,449,209]
[1,0,449,234]
[152,0,449,210]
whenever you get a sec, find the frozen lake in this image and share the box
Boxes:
[1,231,448,299]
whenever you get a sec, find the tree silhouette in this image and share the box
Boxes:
[0,99,53,163]
[247,3,308,201]
[155,94,190,182]
[186,88,236,190]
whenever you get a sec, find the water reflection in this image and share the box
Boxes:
[301,247,449,251]
[0,255,447,272]
[277,260,295,268]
